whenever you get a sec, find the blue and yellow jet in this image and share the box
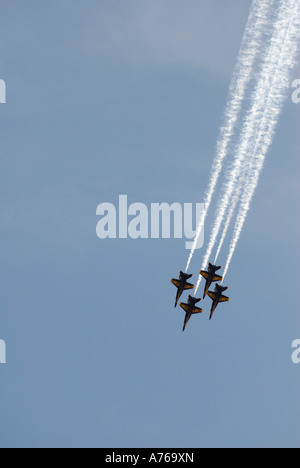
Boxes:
[200,263,223,299]
[171,271,194,307]
[179,295,203,331]
[207,284,230,320]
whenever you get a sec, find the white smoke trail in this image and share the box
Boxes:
[185,0,274,272]
[214,126,259,263]
[195,0,297,294]
[223,2,300,279]
[214,185,240,264]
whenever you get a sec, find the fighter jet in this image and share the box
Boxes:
[207,284,230,320]
[200,263,223,299]
[179,295,203,331]
[171,271,194,307]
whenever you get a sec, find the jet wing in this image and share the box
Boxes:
[219,295,229,303]
[180,303,189,312]
[184,282,194,291]
[193,307,203,314]
[213,275,223,282]
[171,279,181,288]
[200,270,209,280]
[207,291,216,301]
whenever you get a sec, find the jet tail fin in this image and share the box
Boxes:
[209,263,221,272]
[184,272,193,280]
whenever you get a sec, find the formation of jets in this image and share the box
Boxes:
[171,263,230,331]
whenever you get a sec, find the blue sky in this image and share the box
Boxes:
[0,0,299,448]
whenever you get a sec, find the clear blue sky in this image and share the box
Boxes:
[0,0,299,448]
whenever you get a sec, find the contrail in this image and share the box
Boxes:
[214,117,261,264]
[195,0,297,294]
[214,183,240,264]
[185,0,274,272]
[223,1,300,279]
